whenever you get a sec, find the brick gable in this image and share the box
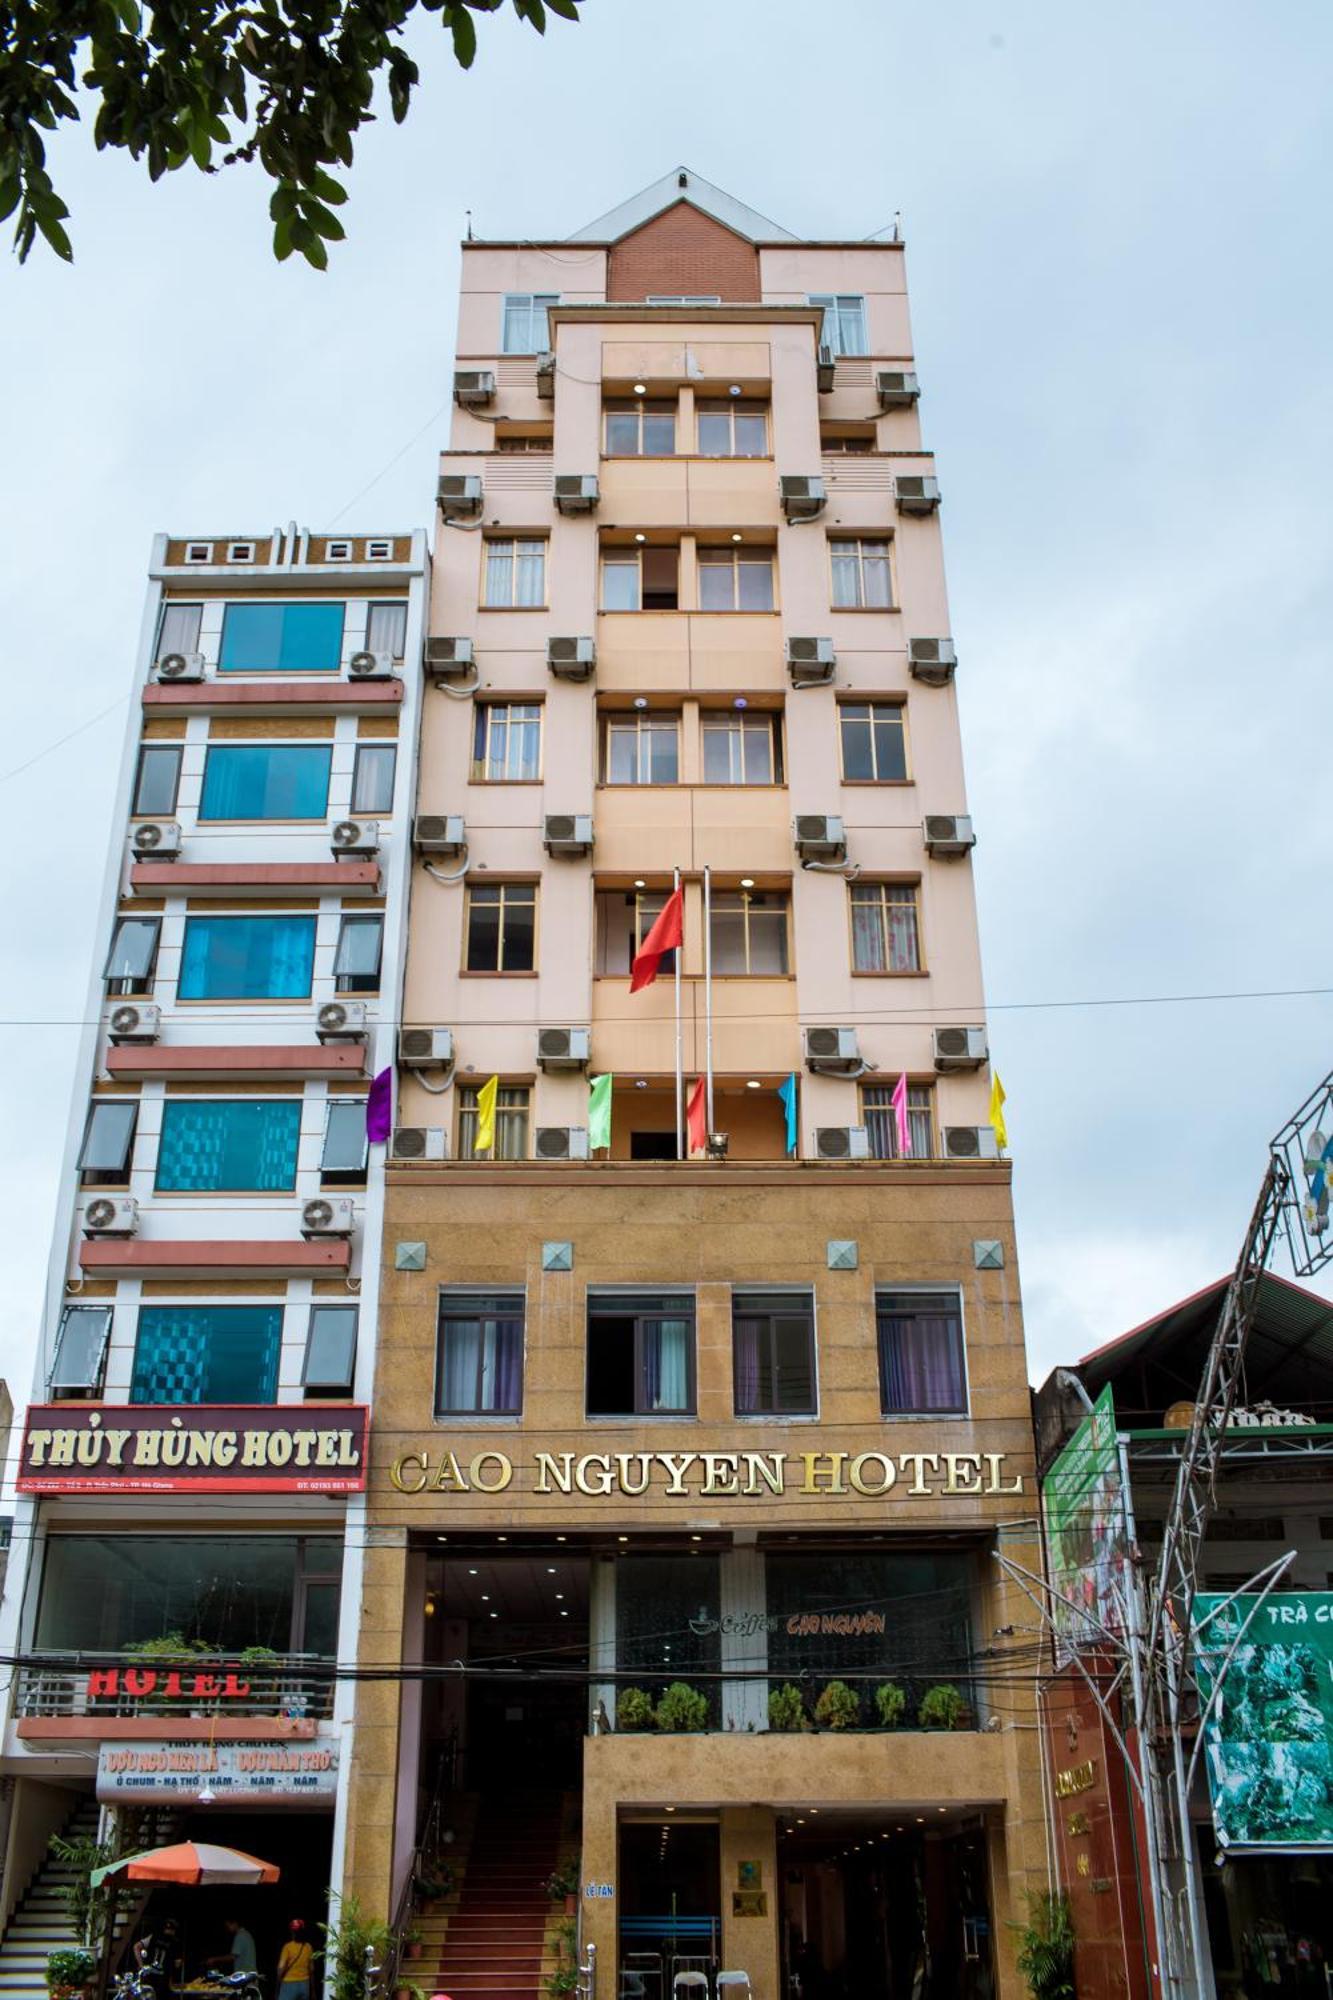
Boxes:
[608,201,760,303]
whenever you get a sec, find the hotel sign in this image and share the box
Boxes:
[97,1739,338,1805]
[18,1405,369,1494]
[387,1444,1025,1500]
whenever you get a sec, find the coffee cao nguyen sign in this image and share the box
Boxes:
[18,1405,369,1494]
[388,1443,1025,1499]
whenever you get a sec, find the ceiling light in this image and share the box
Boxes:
[633,696,649,710]
[634,878,646,888]
[809,1809,818,1816]
[731,532,743,543]
[733,695,748,708]
[555,1592,564,1600]
[561,1610,569,1617]
[634,532,647,543]
[690,1534,702,1542]
[480,1594,489,1601]
[547,1566,557,1574]
[728,384,742,397]
[634,1079,648,1090]
[938,1807,947,1814]
[468,1567,478,1575]
[633,382,647,395]
[618,1534,629,1542]
[740,876,755,888]
[490,1612,498,1619]
[664,1806,675,1813]
[916,1817,924,1824]
[745,1080,761,1090]
[497,1535,507,1542]
[556,1535,566,1542]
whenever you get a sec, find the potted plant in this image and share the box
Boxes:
[413,1860,453,1901]
[545,1858,581,1915]
[918,1683,967,1731]
[767,1683,805,1732]
[401,1925,423,1962]
[1013,1891,1075,2000]
[873,1681,907,1729]
[655,1682,709,1733]
[46,1948,96,1998]
[616,1686,655,1732]
[545,1970,580,1999]
[320,1895,397,2000]
[814,1680,860,1730]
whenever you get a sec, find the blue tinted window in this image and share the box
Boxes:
[218,602,345,674]
[132,1305,282,1405]
[155,1100,302,1192]
[178,915,315,1000]
[199,745,332,820]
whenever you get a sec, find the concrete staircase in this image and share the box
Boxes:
[0,1797,100,1999]
[420,1790,567,2000]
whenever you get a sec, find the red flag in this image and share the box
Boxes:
[686,1076,708,1156]
[629,886,684,993]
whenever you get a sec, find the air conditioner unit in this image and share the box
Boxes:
[535,1125,590,1161]
[815,1126,871,1161]
[348,650,395,680]
[803,1026,862,1073]
[330,819,380,860]
[398,1026,455,1070]
[413,814,466,856]
[793,813,846,861]
[537,1027,591,1071]
[454,369,496,408]
[547,636,596,682]
[895,475,941,516]
[816,344,836,393]
[785,637,836,685]
[316,1000,368,1043]
[424,636,475,682]
[391,1126,448,1161]
[554,473,599,515]
[154,652,205,683]
[107,1001,161,1045]
[932,1026,989,1073]
[130,820,182,860]
[923,814,975,858]
[543,813,594,857]
[436,474,483,518]
[876,369,921,409]
[779,474,827,521]
[301,1196,355,1239]
[943,1124,1000,1161]
[83,1195,139,1238]
[908,637,957,686]
[535,352,556,399]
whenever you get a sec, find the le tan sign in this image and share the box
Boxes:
[19,1405,369,1494]
[388,1443,1025,1500]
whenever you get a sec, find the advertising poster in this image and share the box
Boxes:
[1194,1592,1333,1852]
[1043,1385,1130,1663]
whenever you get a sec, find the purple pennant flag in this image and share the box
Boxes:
[366,1066,394,1144]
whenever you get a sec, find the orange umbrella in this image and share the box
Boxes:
[92,1842,280,1887]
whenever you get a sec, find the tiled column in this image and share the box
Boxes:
[342,1527,408,1918]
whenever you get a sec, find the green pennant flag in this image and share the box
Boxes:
[588,1073,613,1152]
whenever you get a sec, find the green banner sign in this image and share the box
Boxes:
[1194,1591,1333,1851]
[1043,1384,1129,1662]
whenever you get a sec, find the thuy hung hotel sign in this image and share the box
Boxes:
[18,1405,369,1494]
[387,1443,1027,1499]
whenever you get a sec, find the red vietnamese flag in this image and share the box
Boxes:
[629,886,684,993]
[685,1076,708,1156]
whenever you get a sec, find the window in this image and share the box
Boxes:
[587,1291,694,1417]
[877,1291,967,1415]
[464,883,536,972]
[132,745,182,816]
[710,890,789,974]
[131,1304,282,1405]
[594,889,677,977]
[863,1081,935,1160]
[697,546,774,611]
[218,602,345,674]
[104,915,161,994]
[701,711,781,785]
[333,914,383,994]
[830,538,894,609]
[766,1549,973,1693]
[645,294,721,306]
[851,882,921,973]
[600,545,678,611]
[78,1100,138,1184]
[484,537,547,608]
[155,1099,302,1192]
[809,293,868,356]
[617,1554,721,1719]
[821,429,876,454]
[733,1291,816,1415]
[457,1084,530,1160]
[155,603,203,657]
[602,710,679,784]
[471,703,542,782]
[351,744,397,815]
[840,701,908,782]
[321,1101,369,1183]
[50,1304,113,1396]
[199,744,332,821]
[227,541,255,563]
[436,1291,524,1414]
[178,914,316,1000]
[303,1305,358,1396]
[325,540,353,562]
[697,402,769,457]
[365,539,392,562]
[366,601,408,658]
[604,401,676,456]
[184,543,213,565]
[495,430,553,453]
[502,292,557,353]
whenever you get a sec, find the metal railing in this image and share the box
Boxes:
[14,1652,336,1723]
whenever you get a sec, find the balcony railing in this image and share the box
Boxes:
[14,1651,335,1723]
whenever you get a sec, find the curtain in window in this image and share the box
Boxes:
[131,1305,282,1405]
[886,893,919,971]
[485,542,513,605]
[514,541,545,607]
[645,1318,689,1411]
[438,1312,522,1411]
[734,1319,761,1412]
[157,604,202,656]
[333,917,383,981]
[851,891,888,971]
[366,602,407,657]
[351,746,396,815]
[178,916,316,1000]
[879,1308,964,1412]
[105,917,160,984]
[830,545,861,607]
[155,1100,302,1192]
[199,746,332,820]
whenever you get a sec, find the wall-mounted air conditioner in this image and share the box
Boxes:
[815,1126,870,1161]
[932,1026,988,1073]
[803,1026,862,1073]
[895,475,941,516]
[423,636,474,682]
[413,815,466,856]
[437,474,483,518]
[331,819,380,859]
[876,370,920,409]
[301,1197,355,1239]
[391,1127,448,1161]
[83,1196,139,1237]
[454,369,496,408]
[398,1027,455,1070]
[536,353,556,399]
[943,1125,1000,1161]
[908,637,956,686]
[817,345,836,393]
[554,474,599,515]
[130,821,182,860]
[779,475,827,521]
[543,813,594,857]
[537,1027,591,1071]
[108,1002,161,1045]
[923,814,975,858]
[348,650,395,680]
[154,652,205,684]
[316,1001,368,1043]
[547,637,596,682]
[535,1126,590,1160]
[793,814,846,862]
[785,637,835,686]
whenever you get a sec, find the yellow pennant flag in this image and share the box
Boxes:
[989,1070,1008,1152]
[473,1075,500,1155]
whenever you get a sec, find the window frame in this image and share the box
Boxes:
[470,701,544,783]
[808,293,869,357]
[104,915,161,994]
[177,913,317,1002]
[708,889,790,976]
[218,600,346,675]
[645,294,721,306]
[333,913,384,995]
[849,880,922,975]
[436,1290,526,1417]
[501,292,558,354]
[700,710,783,786]
[153,1097,304,1194]
[457,1083,531,1161]
[365,601,408,659]
[198,741,334,822]
[585,1290,697,1419]
[482,536,548,610]
[463,881,538,974]
[601,709,681,786]
[696,545,776,613]
[351,742,398,816]
[829,536,895,611]
[603,400,677,457]
[130,1301,283,1407]
[78,1099,139,1184]
[50,1304,113,1397]
[131,744,183,817]
[321,1099,370,1184]
[876,1288,969,1418]
[303,1304,359,1397]
[155,603,203,658]
[862,1080,936,1161]
[732,1290,818,1417]
[696,401,770,458]
[599,544,680,612]
[594,888,678,978]
[838,699,910,784]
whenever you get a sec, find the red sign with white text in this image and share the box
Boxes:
[18,1404,368,1494]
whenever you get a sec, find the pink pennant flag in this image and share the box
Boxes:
[890,1072,911,1158]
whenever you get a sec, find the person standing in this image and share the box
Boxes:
[276,1919,313,2000]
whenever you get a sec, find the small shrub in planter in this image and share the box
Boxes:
[918,1683,967,1731]
[873,1681,907,1729]
[46,1948,96,1996]
[1013,1890,1075,2000]
[814,1680,860,1731]
[616,1686,655,1732]
[768,1682,806,1732]
[655,1682,710,1733]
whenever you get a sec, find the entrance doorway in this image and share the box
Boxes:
[619,1819,722,1985]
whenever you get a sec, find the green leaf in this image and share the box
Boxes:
[544,0,580,17]
[36,207,74,262]
[270,181,299,219]
[447,6,478,66]
[273,211,295,260]
[0,176,20,224]
[301,231,329,271]
[302,195,345,241]
[308,167,347,206]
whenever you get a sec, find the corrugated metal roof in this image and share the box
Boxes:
[1077,1270,1333,1409]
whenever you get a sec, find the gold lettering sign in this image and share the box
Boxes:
[1054,1760,1096,1799]
[387,1445,1025,1501]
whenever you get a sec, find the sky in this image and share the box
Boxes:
[2,0,1332,1435]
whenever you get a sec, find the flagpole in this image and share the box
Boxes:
[703,865,714,1133]
[674,866,683,1161]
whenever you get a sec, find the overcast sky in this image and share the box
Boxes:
[2,0,1331,1439]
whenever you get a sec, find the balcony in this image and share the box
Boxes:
[105,1044,367,1082]
[129,860,380,897]
[78,1237,351,1278]
[14,1652,334,1742]
[143,678,404,715]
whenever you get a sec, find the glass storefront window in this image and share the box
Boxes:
[764,1549,976,1703]
[35,1536,341,1655]
[616,1554,721,1722]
